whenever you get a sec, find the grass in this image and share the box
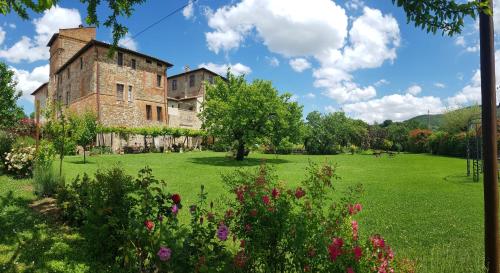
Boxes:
[0,151,487,272]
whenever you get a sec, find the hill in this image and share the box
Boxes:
[406,113,444,129]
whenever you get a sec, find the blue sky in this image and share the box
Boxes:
[0,0,494,123]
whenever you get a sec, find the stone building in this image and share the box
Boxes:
[32,26,223,151]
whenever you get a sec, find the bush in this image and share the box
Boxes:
[0,130,15,164]
[408,129,432,153]
[90,146,113,155]
[13,136,36,148]
[33,141,59,197]
[57,164,406,272]
[4,145,36,178]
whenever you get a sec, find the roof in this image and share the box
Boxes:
[167,67,225,79]
[167,95,204,101]
[31,82,48,96]
[46,26,97,46]
[55,39,173,75]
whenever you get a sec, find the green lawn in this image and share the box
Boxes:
[0,152,486,272]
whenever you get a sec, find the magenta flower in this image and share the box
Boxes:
[157,246,172,261]
[217,223,229,241]
[353,246,362,261]
[171,204,178,215]
[351,220,359,241]
[272,188,280,198]
[347,268,355,273]
[262,195,270,206]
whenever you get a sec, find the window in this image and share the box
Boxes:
[157,74,162,87]
[208,75,214,84]
[116,84,124,100]
[172,79,177,90]
[189,74,195,87]
[80,57,83,70]
[66,90,70,105]
[117,52,123,66]
[131,59,136,70]
[67,67,70,79]
[157,106,163,121]
[146,105,152,120]
[128,85,133,102]
[146,59,152,64]
[157,62,162,67]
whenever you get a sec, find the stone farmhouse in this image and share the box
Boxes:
[31,26,221,151]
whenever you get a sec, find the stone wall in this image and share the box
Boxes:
[168,108,202,129]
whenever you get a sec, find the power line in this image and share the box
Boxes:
[122,0,197,44]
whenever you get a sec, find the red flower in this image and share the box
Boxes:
[328,237,344,261]
[333,237,343,248]
[351,220,359,241]
[262,195,271,206]
[144,220,155,231]
[249,209,258,217]
[171,193,181,204]
[236,188,245,203]
[348,203,362,215]
[347,268,355,273]
[353,246,362,261]
[295,187,305,199]
[272,188,280,198]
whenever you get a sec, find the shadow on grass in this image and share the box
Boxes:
[188,156,289,167]
[443,174,481,184]
[65,159,96,165]
[0,190,107,272]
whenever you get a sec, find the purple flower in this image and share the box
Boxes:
[172,204,178,215]
[217,223,229,241]
[157,246,172,261]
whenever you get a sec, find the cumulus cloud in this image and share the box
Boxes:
[0,27,5,45]
[374,79,389,86]
[183,0,194,19]
[10,64,50,100]
[289,58,311,72]
[405,84,422,95]
[0,6,81,63]
[203,1,399,103]
[434,82,446,89]
[447,70,481,109]
[304,92,316,99]
[345,0,365,10]
[118,33,138,51]
[265,56,280,67]
[325,105,336,113]
[343,93,444,123]
[198,62,251,76]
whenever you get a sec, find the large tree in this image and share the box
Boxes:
[441,105,481,133]
[0,61,24,129]
[70,111,97,163]
[200,72,303,161]
[0,0,146,47]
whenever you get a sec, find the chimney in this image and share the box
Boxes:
[78,24,84,28]
[184,65,190,72]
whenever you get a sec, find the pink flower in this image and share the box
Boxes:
[328,237,344,261]
[348,203,363,215]
[371,235,385,249]
[272,188,280,198]
[351,220,359,241]
[353,246,362,261]
[236,188,245,203]
[295,187,305,199]
[347,268,355,273]
[144,220,154,231]
[333,237,344,248]
[157,246,172,261]
[217,223,229,241]
[262,195,270,206]
[171,204,178,214]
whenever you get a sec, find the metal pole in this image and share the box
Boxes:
[479,1,499,271]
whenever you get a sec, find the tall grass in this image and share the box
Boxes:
[32,162,63,198]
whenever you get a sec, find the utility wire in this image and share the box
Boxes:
[121,0,198,44]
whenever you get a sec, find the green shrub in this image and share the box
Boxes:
[13,136,36,148]
[33,141,59,197]
[0,130,15,164]
[90,146,113,155]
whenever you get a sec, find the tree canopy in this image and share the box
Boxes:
[0,61,24,129]
[200,72,304,160]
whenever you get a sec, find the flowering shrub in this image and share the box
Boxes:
[57,163,407,272]
[408,129,432,153]
[4,145,36,177]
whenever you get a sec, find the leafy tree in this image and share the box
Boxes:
[43,104,73,176]
[441,105,481,133]
[386,122,411,150]
[70,111,97,163]
[0,0,146,47]
[200,72,303,161]
[0,61,24,129]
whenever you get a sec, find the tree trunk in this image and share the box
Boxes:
[83,147,86,163]
[236,140,245,161]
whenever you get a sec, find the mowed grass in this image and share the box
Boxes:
[0,152,487,272]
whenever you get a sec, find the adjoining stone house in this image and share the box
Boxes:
[167,67,222,129]
[32,26,222,152]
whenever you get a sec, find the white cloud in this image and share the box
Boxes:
[455,36,466,47]
[304,92,316,99]
[405,84,422,95]
[183,0,194,19]
[344,93,444,123]
[289,58,311,72]
[118,33,138,51]
[434,82,446,89]
[205,0,348,56]
[198,62,251,76]
[290,94,299,102]
[0,27,5,45]
[447,69,481,109]
[266,56,280,67]
[8,23,15,29]
[10,64,50,100]
[374,79,389,87]
[204,1,399,104]
[325,105,336,113]
[0,6,81,63]
[345,0,365,10]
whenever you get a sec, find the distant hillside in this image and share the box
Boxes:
[406,113,444,129]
